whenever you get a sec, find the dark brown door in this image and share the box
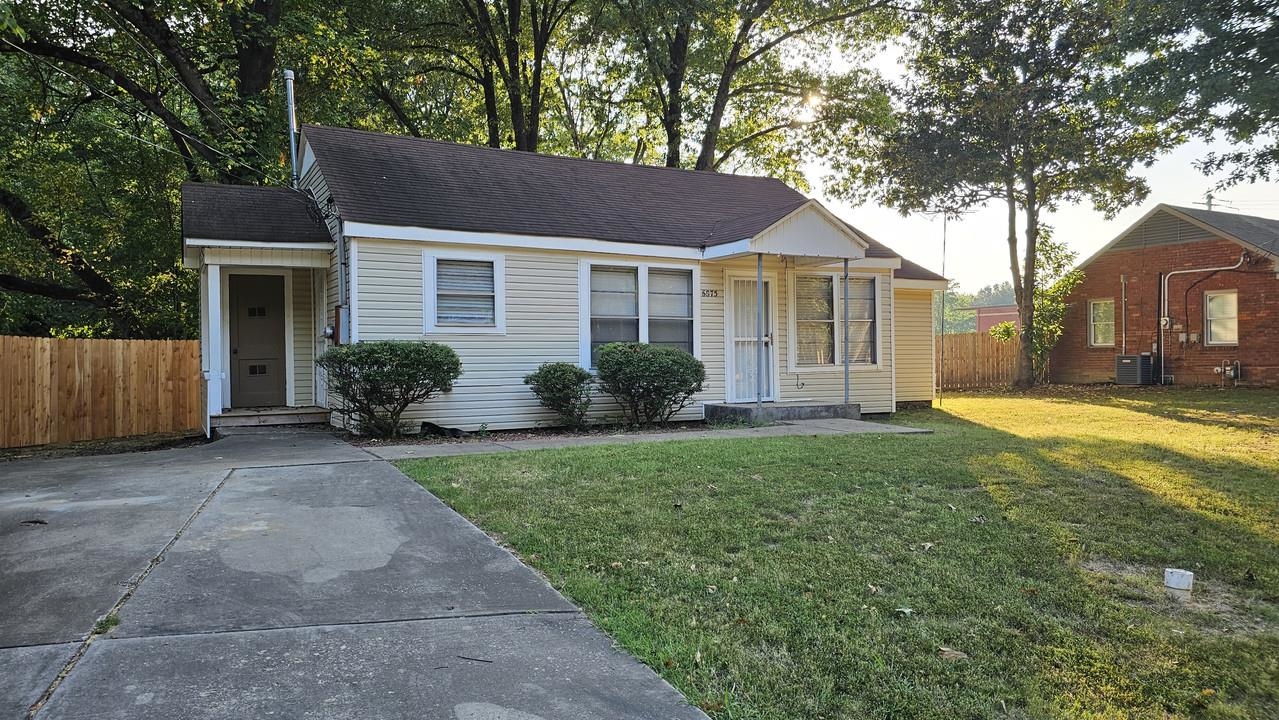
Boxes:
[229,274,286,407]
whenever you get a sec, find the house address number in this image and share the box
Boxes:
[701,289,719,298]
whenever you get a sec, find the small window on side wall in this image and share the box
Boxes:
[1205,290,1237,345]
[424,254,505,333]
[1089,299,1115,347]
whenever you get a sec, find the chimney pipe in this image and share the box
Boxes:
[284,69,299,188]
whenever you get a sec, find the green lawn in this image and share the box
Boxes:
[398,388,1279,719]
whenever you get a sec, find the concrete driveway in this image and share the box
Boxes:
[0,431,706,720]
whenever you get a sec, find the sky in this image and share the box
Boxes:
[808,138,1279,293]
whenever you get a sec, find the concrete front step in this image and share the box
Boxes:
[703,401,861,424]
[210,407,330,429]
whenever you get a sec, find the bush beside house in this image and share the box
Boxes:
[595,342,705,426]
[317,341,462,437]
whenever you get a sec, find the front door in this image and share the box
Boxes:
[730,277,775,402]
[229,274,286,408]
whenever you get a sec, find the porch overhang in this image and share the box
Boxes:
[182,238,331,269]
[701,199,873,265]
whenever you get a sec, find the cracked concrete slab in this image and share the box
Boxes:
[0,644,76,719]
[40,614,704,720]
[114,460,573,638]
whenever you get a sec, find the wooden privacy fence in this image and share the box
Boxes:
[0,336,202,449]
[936,332,1020,389]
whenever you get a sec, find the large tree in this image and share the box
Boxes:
[834,0,1184,387]
[1123,0,1279,184]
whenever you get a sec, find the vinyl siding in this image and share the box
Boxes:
[893,288,936,402]
[292,267,314,405]
[352,240,899,429]
[354,239,706,430]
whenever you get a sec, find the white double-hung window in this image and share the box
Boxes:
[581,262,696,367]
[1204,290,1238,345]
[423,252,506,333]
[789,273,878,369]
[1089,299,1115,347]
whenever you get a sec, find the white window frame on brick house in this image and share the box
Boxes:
[1204,289,1238,346]
[422,250,506,334]
[1088,298,1115,347]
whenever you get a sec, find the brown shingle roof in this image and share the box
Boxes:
[302,125,944,281]
[182,183,330,244]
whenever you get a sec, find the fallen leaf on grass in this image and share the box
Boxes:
[895,607,914,616]
[970,515,987,524]
[938,647,969,661]
[867,584,881,595]
[609,561,623,569]
[920,542,935,551]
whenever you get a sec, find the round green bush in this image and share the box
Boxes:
[524,362,594,429]
[316,341,462,437]
[595,342,705,426]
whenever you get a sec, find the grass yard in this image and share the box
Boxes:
[398,387,1279,719]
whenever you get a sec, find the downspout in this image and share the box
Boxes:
[1159,252,1248,383]
[1120,274,1127,355]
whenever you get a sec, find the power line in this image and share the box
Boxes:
[86,6,277,169]
[3,37,272,182]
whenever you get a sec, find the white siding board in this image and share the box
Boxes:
[292,267,315,405]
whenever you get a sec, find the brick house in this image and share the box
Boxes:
[1050,204,1279,386]
[969,303,1019,334]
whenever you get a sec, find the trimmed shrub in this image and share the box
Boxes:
[317,341,462,437]
[524,362,594,429]
[595,342,705,426]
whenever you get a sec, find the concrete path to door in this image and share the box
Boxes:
[0,431,707,720]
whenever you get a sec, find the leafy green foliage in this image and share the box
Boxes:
[523,362,594,429]
[595,342,705,426]
[1121,0,1279,184]
[832,0,1184,387]
[317,341,462,437]
[989,237,1083,382]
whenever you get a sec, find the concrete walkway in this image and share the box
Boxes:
[368,416,930,461]
[0,432,706,719]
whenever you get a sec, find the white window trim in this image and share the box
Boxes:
[422,250,506,334]
[1204,289,1238,346]
[785,269,883,373]
[1088,298,1116,348]
[578,259,700,369]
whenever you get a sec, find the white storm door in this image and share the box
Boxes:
[730,277,775,402]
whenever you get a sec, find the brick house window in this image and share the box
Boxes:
[1205,290,1238,345]
[1089,299,1115,347]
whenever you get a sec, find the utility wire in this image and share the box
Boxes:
[3,37,271,182]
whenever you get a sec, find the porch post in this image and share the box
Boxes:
[843,258,850,404]
[756,252,764,410]
[205,263,224,417]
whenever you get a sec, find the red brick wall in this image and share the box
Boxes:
[1050,238,1278,386]
[975,306,1019,334]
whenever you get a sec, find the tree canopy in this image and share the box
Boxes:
[833,0,1185,386]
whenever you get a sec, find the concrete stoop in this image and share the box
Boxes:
[703,401,862,424]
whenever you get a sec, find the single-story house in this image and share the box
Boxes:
[181,124,946,433]
[1050,203,1279,386]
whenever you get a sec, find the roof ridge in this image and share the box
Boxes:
[301,123,793,185]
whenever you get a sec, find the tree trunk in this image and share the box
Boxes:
[482,63,501,147]
[661,22,690,167]
[1014,167,1040,389]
